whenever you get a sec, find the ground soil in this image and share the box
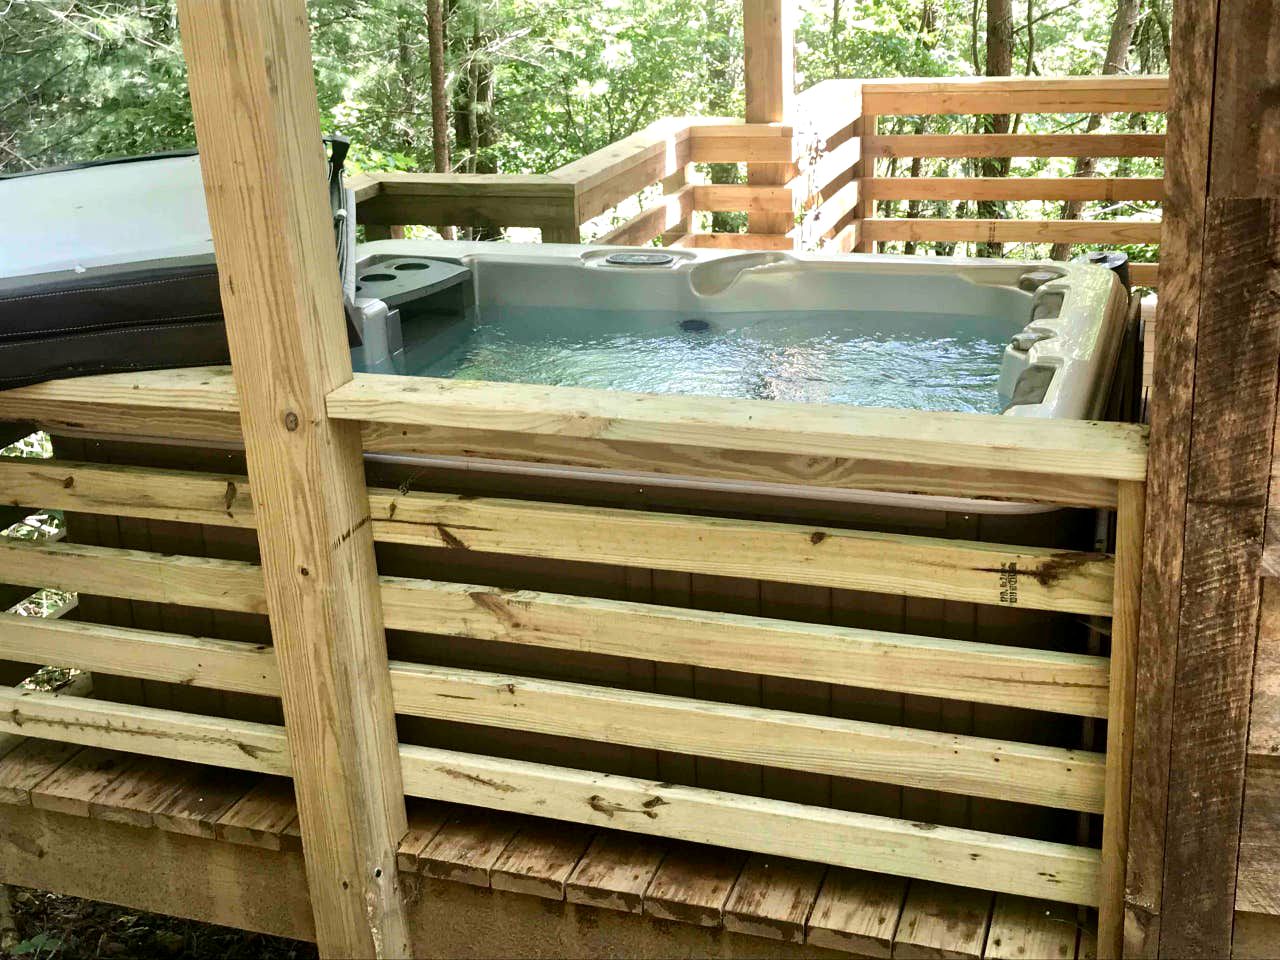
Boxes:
[3,889,317,960]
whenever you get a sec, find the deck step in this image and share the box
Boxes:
[0,737,1097,958]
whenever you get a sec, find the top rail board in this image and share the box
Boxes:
[860,76,1168,116]
[0,367,1147,507]
[326,373,1148,486]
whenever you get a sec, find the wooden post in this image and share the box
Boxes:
[1098,479,1144,958]
[176,3,410,957]
[743,0,794,241]
[852,111,876,253]
[1126,1,1280,956]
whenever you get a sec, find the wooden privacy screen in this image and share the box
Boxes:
[0,367,1147,955]
[354,75,1166,280]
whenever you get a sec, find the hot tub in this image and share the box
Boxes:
[347,240,1133,523]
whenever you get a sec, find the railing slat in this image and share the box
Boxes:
[0,546,1112,716]
[863,177,1164,202]
[0,683,1102,906]
[863,133,1165,159]
[0,459,1114,612]
[862,218,1163,245]
[0,615,1105,812]
[329,371,1148,483]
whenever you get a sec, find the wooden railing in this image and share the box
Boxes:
[354,74,1165,286]
[0,364,1147,955]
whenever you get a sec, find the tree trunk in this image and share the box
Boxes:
[976,0,1013,257]
[1048,0,1142,260]
[426,0,454,240]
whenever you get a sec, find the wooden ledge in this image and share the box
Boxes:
[0,741,1096,959]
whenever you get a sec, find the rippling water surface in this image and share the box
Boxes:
[403,307,1011,414]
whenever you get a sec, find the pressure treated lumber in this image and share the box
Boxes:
[0,553,1114,717]
[862,134,1165,159]
[743,0,793,238]
[805,868,906,957]
[595,186,694,247]
[862,177,1164,202]
[643,843,748,926]
[1097,481,1145,956]
[0,460,1123,615]
[984,895,1077,960]
[0,365,1144,506]
[328,371,1148,483]
[387,663,1105,812]
[888,881,992,959]
[861,218,1162,245]
[0,615,1106,811]
[0,684,1102,905]
[0,368,1147,507]
[176,1,408,955]
[859,75,1168,116]
[722,855,827,943]
[371,491,1117,614]
[398,745,1103,905]
[0,686,290,774]
[564,831,668,913]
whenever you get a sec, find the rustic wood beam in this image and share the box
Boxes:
[743,0,794,241]
[175,1,409,956]
[1127,1,1280,956]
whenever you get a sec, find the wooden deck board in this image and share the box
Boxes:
[643,842,748,927]
[894,881,994,960]
[151,766,259,838]
[0,739,82,804]
[490,820,596,901]
[0,746,1101,955]
[419,807,522,887]
[214,776,301,850]
[87,755,196,828]
[565,831,668,914]
[805,868,907,957]
[396,798,452,873]
[26,746,133,818]
[722,854,828,943]
[983,895,1078,959]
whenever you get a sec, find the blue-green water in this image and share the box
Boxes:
[402,307,1011,414]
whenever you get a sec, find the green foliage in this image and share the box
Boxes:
[0,0,1170,257]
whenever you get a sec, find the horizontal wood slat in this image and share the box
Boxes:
[0,544,1112,716]
[861,218,1163,245]
[0,684,1102,907]
[0,615,1104,812]
[862,134,1166,159]
[862,177,1164,202]
[672,232,796,250]
[0,461,1115,613]
[0,368,1146,509]
[1128,262,1160,287]
[693,184,794,213]
[860,76,1168,116]
[397,745,1101,907]
[595,186,694,247]
[329,371,1148,484]
[0,686,289,774]
[369,490,1116,614]
[381,579,1111,717]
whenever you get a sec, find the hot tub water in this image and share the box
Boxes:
[401,306,1011,414]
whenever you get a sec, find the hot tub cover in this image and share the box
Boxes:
[0,139,355,390]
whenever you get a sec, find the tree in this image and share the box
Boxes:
[975,0,1014,257]
[1048,0,1142,260]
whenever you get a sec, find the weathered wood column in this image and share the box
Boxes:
[743,0,794,240]
[177,2,410,956]
[1126,1,1280,957]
